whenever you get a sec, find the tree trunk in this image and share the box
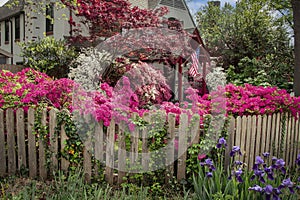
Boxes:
[293,0,300,96]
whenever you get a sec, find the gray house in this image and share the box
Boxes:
[0,0,199,65]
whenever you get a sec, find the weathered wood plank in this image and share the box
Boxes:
[249,116,256,169]
[94,121,104,178]
[245,116,252,167]
[60,123,69,171]
[0,110,6,176]
[269,114,276,159]
[284,113,292,162]
[225,116,235,168]
[274,113,281,158]
[289,114,295,167]
[16,108,26,170]
[165,113,176,183]
[265,115,272,163]
[294,114,300,166]
[39,109,47,179]
[255,115,262,158]
[177,113,188,181]
[240,116,247,163]
[28,108,37,178]
[130,114,139,167]
[117,125,126,185]
[234,116,242,160]
[260,115,267,157]
[142,113,150,172]
[6,109,16,175]
[83,147,92,183]
[105,119,115,184]
[49,109,58,172]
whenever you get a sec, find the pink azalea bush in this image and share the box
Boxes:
[1,68,300,127]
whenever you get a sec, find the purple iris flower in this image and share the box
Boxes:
[249,185,263,192]
[200,158,216,171]
[216,137,227,149]
[230,146,242,157]
[206,172,213,178]
[264,166,274,180]
[253,156,265,170]
[234,168,243,182]
[234,161,243,166]
[263,152,270,157]
[272,158,286,174]
[296,154,300,166]
[279,178,295,193]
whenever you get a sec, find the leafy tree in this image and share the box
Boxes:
[196,0,294,91]
[292,0,300,96]
[20,37,78,78]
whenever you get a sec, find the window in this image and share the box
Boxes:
[15,16,20,40]
[46,4,54,35]
[5,20,9,43]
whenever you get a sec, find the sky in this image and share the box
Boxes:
[0,0,237,9]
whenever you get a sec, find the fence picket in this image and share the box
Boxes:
[269,113,276,159]
[105,119,115,184]
[255,115,262,158]
[60,123,69,171]
[261,115,267,156]
[249,116,256,168]
[274,113,281,158]
[235,116,242,161]
[49,109,58,172]
[284,113,291,162]
[83,147,92,183]
[94,121,104,177]
[166,113,176,183]
[295,114,300,164]
[39,109,47,179]
[28,108,37,178]
[225,116,235,168]
[142,113,150,172]
[6,109,16,175]
[0,110,6,176]
[117,124,126,185]
[265,115,272,163]
[240,116,247,163]
[245,116,252,167]
[177,113,188,181]
[16,108,26,170]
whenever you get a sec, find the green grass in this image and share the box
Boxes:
[0,170,189,200]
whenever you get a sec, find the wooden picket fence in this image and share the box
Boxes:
[225,113,300,169]
[0,108,300,184]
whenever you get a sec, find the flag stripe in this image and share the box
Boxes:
[189,51,200,77]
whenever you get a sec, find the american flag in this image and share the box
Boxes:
[189,49,200,77]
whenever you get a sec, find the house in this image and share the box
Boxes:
[0,0,202,65]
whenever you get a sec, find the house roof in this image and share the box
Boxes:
[0,48,13,57]
[0,0,24,21]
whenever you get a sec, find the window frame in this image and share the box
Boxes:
[15,15,20,41]
[45,4,54,35]
[5,20,9,44]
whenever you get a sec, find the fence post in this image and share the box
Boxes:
[49,109,58,173]
[28,108,37,178]
[6,109,16,175]
[105,119,115,184]
[0,110,6,176]
[177,113,188,182]
[39,109,47,179]
[16,108,26,170]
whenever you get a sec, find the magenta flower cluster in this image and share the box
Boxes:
[1,68,300,127]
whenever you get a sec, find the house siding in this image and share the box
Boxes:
[0,0,196,64]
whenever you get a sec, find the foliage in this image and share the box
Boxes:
[0,169,187,200]
[20,37,78,78]
[192,138,300,200]
[196,0,294,91]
